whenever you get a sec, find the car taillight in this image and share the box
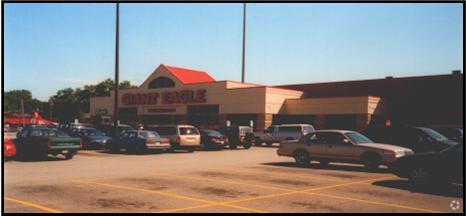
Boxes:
[146,140,156,144]
[80,139,83,148]
[162,139,170,144]
[174,136,180,143]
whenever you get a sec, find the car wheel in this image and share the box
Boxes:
[265,142,273,146]
[409,167,429,185]
[229,143,238,149]
[186,147,195,153]
[243,143,252,149]
[64,153,74,160]
[294,150,310,167]
[254,138,262,146]
[362,153,381,171]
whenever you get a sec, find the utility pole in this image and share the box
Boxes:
[113,3,120,136]
[20,91,25,127]
[49,100,53,121]
[241,3,247,83]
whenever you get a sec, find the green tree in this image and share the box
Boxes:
[48,79,137,123]
[3,90,48,118]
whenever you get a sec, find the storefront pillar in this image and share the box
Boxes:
[256,114,273,131]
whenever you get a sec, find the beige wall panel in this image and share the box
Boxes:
[284,96,382,115]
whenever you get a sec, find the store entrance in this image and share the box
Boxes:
[187,105,219,128]
[142,115,182,125]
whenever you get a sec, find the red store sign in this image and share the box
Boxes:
[122,89,207,106]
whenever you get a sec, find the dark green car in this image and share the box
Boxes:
[16,126,82,160]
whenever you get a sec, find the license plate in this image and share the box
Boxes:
[62,150,69,154]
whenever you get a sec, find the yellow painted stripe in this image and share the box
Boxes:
[306,192,443,213]
[230,168,347,183]
[72,179,214,204]
[72,179,267,213]
[5,197,63,213]
[158,203,219,213]
[225,176,393,204]
[154,173,292,191]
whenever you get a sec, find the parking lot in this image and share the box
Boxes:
[3,145,463,213]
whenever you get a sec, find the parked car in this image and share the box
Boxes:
[277,130,414,170]
[15,126,82,160]
[147,125,200,152]
[98,124,135,137]
[391,144,463,185]
[70,127,111,149]
[254,124,315,146]
[61,122,93,134]
[4,139,17,160]
[220,125,254,149]
[361,126,457,153]
[106,130,170,154]
[430,126,463,143]
[199,129,228,150]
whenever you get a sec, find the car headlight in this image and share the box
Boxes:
[101,139,107,144]
[394,150,413,158]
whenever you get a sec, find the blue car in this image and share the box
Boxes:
[106,130,171,154]
[70,127,111,149]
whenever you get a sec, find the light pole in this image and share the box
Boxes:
[113,3,120,136]
[241,3,247,83]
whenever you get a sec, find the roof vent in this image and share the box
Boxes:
[385,76,394,79]
[452,70,462,75]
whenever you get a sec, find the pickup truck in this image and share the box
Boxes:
[254,124,315,146]
[15,126,82,160]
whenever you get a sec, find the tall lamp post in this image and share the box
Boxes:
[241,3,247,83]
[113,3,120,136]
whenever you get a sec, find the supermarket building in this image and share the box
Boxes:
[89,64,463,131]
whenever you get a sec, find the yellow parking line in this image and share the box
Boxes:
[305,192,443,213]
[71,179,268,213]
[5,197,63,213]
[228,168,347,183]
[225,176,392,205]
[153,173,293,191]
[159,176,392,213]
[159,203,219,213]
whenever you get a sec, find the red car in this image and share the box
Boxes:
[4,139,17,159]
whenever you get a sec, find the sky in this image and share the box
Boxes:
[4,3,463,101]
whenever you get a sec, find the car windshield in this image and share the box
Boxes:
[345,132,373,144]
[139,131,158,139]
[180,127,199,135]
[203,130,223,136]
[419,127,450,143]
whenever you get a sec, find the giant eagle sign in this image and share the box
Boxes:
[122,89,207,106]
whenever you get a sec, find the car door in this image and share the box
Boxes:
[125,131,138,148]
[305,132,328,158]
[116,132,128,148]
[320,132,355,160]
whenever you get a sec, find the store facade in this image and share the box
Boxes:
[90,64,389,131]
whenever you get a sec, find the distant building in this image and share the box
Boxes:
[89,64,463,131]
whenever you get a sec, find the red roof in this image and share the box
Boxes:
[163,65,215,84]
